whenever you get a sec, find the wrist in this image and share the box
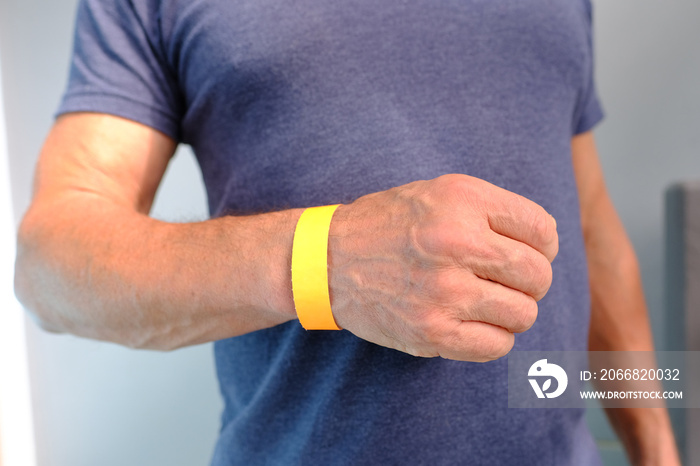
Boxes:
[264,208,308,320]
[614,408,680,466]
[223,208,305,324]
[291,204,342,330]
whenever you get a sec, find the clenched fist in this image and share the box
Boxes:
[328,174,559,362]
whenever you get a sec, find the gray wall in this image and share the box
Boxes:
[2,0,698,465]
[584,2,700,464]
[595,0,700,347]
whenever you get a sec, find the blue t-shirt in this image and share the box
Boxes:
[58,1,605,464]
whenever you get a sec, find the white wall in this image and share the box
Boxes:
[1,1,698,465]
[0,43,36,466]
[0,1,221,465]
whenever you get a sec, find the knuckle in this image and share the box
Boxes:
[550,232,560,259]
[466,327,514,362]
[487,332,515,360]
[409,309,446,347]
[457,230,488,262]
[425,272,462,305]
[499,243,533,277]
[412,222,471,260]
[528,207,552,243]
[503,242,525,269]
[529,257,553,300]
[433,174,482,208]
[503,192,520,209]
[435,173,469,193]
[474,331,514,361]
[512,297,539,333]
[411,222,452,256]
[501,191,539,224]
[463,278,486,309]
[477,240,508,268]
[508,245,552,299]
[421,321,448,348]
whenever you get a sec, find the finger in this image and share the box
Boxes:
[460,231,553,301]
[438,321,515,362]
[484,192,559,262]
[455,278,539,334]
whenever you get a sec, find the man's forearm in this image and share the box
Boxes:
[586,230,678,464]
[586,213,653,352]
[15,195,302,350]
[573,131,680,465]
[583,184,680,465]
[22,114,561,362]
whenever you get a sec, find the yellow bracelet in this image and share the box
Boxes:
[291,204,342,330]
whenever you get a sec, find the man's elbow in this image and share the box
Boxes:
[14,266,65,334]
[25,309,66,334]
[14,209,189,352]
[13,212,67,334]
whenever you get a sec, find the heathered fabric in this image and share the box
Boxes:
[58,1,605,464]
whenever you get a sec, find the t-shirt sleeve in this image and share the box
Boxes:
[572,0,604,135]
[57,0,183,140]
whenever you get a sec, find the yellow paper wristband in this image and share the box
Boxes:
[292,204,342,330]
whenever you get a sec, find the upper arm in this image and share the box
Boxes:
[30,112,177,216]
